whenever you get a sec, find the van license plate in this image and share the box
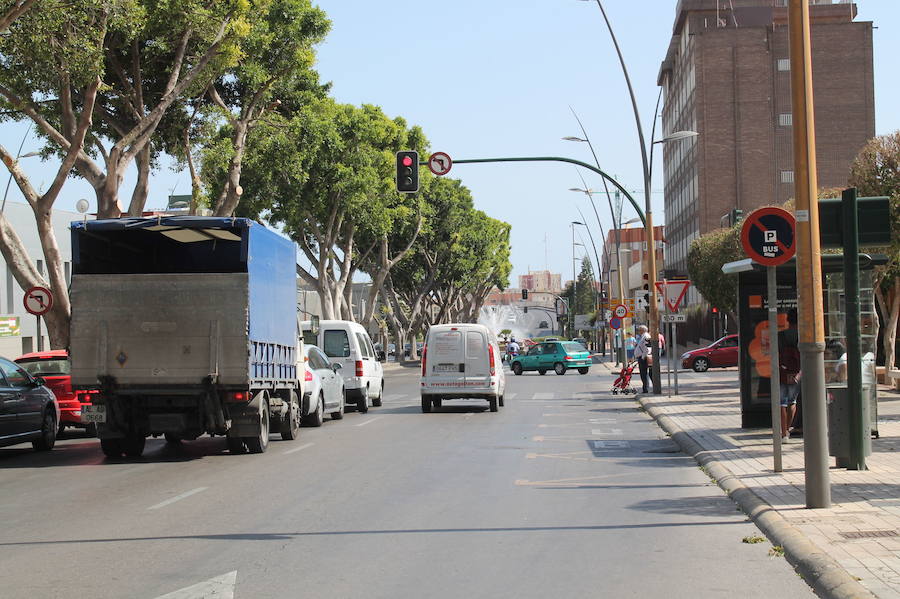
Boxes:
[435,364,457,372]
[81,405,106,423]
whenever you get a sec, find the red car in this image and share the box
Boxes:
[680,334,739,372]
[15,350,96,435]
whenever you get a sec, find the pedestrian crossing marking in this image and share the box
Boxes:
[591,429,623,435]
[525,451,592,462]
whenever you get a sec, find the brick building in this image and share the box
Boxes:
[518,270,562,295]
[657,0,874,278]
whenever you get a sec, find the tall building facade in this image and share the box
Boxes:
[658,0,874,276]
[518,270,562,295]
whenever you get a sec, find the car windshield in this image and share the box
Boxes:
[17,358,70,376]
[563,342,587,353]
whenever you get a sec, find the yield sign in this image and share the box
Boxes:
[655,280,690,312]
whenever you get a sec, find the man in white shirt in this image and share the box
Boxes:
[634,325,652,393]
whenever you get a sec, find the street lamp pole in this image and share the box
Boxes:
[573,213,603,355]
[571,222,580,338]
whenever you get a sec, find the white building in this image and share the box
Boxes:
[0,202,83,357]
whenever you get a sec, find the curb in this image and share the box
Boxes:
[637,394,875,599]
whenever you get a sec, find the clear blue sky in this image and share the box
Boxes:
[4,1,899,285]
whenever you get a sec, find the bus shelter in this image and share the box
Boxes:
[723,254,884,430]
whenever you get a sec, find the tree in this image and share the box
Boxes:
[848,132,900,374]
[687,223,743,320]
[203,0,330,217]
[0,0,115,347]
[0,0,35,31]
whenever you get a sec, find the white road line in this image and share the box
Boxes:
[532,392,555,400]
[505,393,517,399]
[283,442,314,455]
[591,428,623,436]
[356,416,384,427]
[148,487,208,510]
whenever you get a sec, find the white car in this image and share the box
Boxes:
[420,323,506,413]
[301,320,384,413]
[302,345,345,426]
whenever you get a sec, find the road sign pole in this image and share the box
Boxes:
[768,265,783,473]
[843,187,866,470]
[36,314,43,352]
[673,321,679,395]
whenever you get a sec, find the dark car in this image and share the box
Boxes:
[0,356,59,451]
[681,334,739,372]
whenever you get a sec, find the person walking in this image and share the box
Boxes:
[634,325,652,394]
[778,311,801,442]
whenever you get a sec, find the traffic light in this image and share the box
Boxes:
[642,273,651,313]
[396,151,419,193]
[521,289,528,300]
[712,306,719,314]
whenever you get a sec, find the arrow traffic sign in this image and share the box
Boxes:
[428,152,452,176]
[23,286,53,316]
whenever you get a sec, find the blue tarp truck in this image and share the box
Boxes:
[69,217,304,457]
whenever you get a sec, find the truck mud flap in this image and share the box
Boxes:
[228,390,265,437]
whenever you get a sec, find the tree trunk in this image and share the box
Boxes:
[213,119,249,217]
[127,144,152,216]
[32,204,71,348]
[877,278,900,376]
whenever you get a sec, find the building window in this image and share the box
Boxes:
[777,58,790,71]
[781,170,795,184]
[779,113,793,127]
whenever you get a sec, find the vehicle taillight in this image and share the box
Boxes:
[227,391,248,402]
[488,344,495,375]
[565,355,574,360]
[421,346,427,376]
[355,360,364,377]
[304,370,313,382]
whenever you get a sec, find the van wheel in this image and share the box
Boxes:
[226,435,246,454]
[33,408,57,451]
[245,397,270,453]
[100,438,123,458]
[281,393,302,440]
[357,387,369,414]
[512,362,523,376]
[421,396,432,413]
[432,398,442,409]
[537,369,546,375]
[488,397,498,412]
[122,433,146,457]
[372,381,384,407]
[578,368,589,375]
[499,394,505,407]
[554,362,567,375]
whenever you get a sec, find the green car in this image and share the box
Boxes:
[511,341,592,376]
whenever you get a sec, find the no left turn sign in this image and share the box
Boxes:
[24,286,53,316]
[428,152,452,176]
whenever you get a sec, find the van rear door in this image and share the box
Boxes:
[464,330,490,386]
[428,329,464,386]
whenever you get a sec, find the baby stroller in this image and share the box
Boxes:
[611,360,638,395]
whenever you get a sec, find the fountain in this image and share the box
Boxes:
[478,304,556,340]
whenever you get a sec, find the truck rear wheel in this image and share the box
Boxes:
[245,398,270,454]
[356,387,369,414]
[226,435,246,454]
[280,393,301,440]
[123,434,146,457]
[100,438,123,458]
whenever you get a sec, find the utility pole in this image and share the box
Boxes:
[789,0,830,508]
[571,222,578,339]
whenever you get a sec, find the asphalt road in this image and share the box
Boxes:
[0,362,814,598]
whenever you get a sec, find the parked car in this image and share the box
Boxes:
[681,334,740,372]
[0,356,59,451]
[511,341,592,376]
[302,345,345,425]
[301,320,384,412]
[420,323,505,413]
[16,350,96,436]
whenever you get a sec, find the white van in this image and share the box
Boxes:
[301,320,384,413]
[420,323,505,413]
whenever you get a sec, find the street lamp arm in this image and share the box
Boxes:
[450,156,646,226]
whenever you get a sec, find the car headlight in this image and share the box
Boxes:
[680,353,691,360]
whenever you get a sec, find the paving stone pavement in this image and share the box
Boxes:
[597,359,900,599]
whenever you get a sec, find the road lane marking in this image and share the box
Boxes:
[532,392,555,400]
[591,429,623,435]
[155,571,237,599]
[505,393,517,399]
[515,471,641,486]
[526,451,592,461]
[148,487,208,510]
[283,442,314,455]
[356,416,384,427]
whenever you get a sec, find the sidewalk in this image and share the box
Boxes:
[596,359,900,599]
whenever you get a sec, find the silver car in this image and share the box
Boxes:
[302,345,345,426]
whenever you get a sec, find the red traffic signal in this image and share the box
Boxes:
[396,151,419,193]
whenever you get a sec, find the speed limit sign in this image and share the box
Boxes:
[613,304,628,319]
